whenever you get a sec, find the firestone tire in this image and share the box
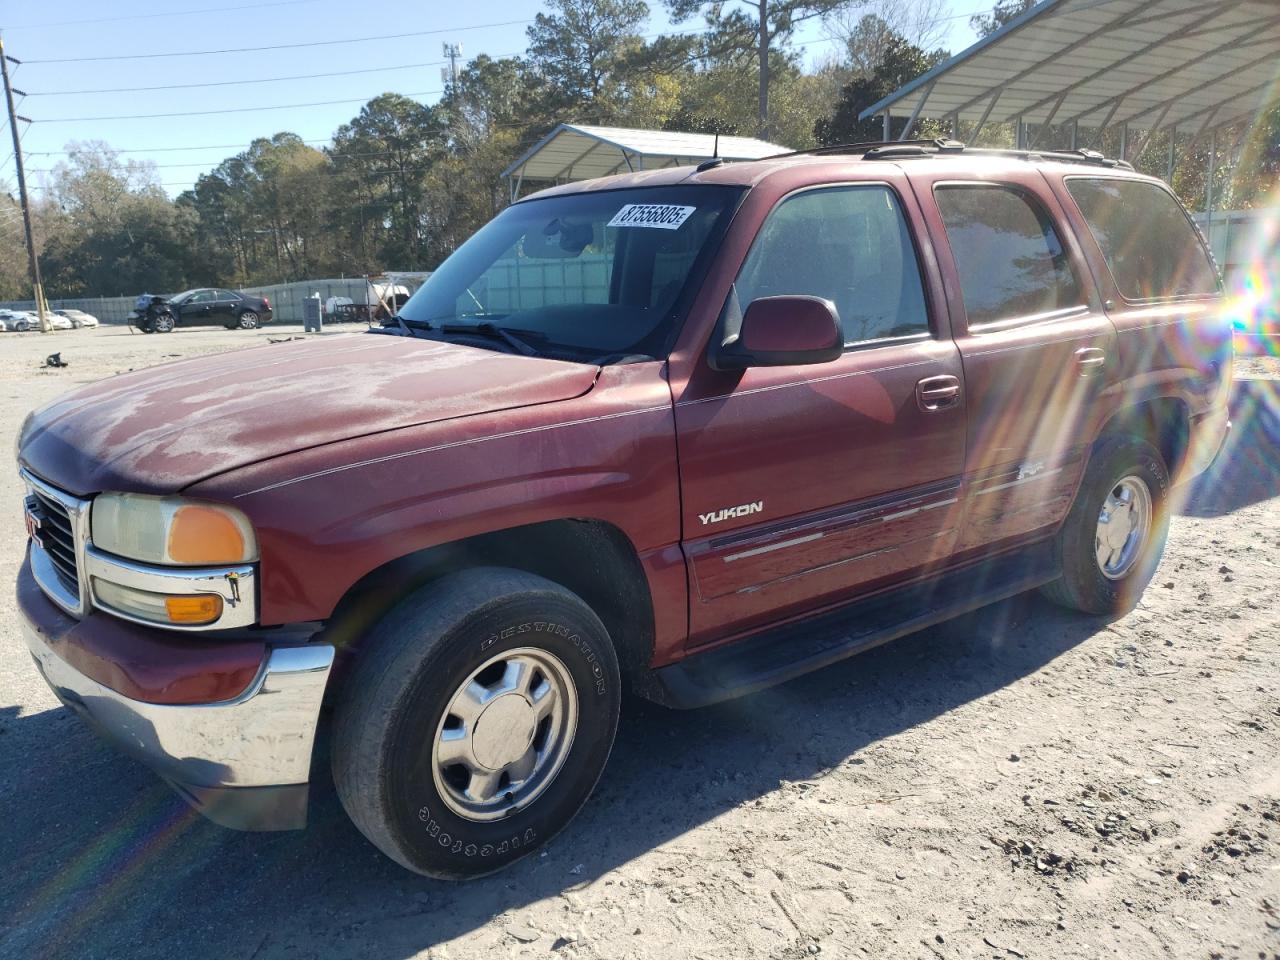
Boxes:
[1040,435,1170,616]
[331,568,621,879]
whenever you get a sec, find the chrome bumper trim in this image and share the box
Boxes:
[84,546,258,631]
[24,621,334,791]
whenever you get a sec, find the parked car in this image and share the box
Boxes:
[166,287,272,329]
[54,308,99,328]
[16,143,1232,879]
[3,310,72,331]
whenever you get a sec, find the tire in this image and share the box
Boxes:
[1040,435,1170,616]
[332,567,621,879]
[237,311,259,330]
[14,319,29,332]
[152,313,175,333]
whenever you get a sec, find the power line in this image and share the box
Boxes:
[24,18,536,64]
[33,90,441,123]
[6,0,322,30]
[26,140,333,156]
[25,60,454,97]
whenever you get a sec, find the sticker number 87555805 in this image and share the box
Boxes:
[607,204,695,230]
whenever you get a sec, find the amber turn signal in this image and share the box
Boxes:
[167,505,249,564]
[164,594,224,624]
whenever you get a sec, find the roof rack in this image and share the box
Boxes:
[765,139,1133,170]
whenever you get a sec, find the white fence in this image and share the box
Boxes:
[1193,207,1279,287]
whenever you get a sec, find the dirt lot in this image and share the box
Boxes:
[0,326,1277,960]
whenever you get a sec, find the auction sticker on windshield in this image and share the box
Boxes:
[608,204,696,230]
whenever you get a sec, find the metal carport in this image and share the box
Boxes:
[858,0,1280,176]
[502,124,787,199]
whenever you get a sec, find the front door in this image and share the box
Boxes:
[675,179,967,646]
[179,290,216,324]
[911,172,1117,552]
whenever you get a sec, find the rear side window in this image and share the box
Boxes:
[734,185,930,345]
[935,184,1084,327]
[1065,178,1219,300]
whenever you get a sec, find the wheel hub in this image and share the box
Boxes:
[431,647,578,822]
[1095,475,1153,580]
[472,694,536,770]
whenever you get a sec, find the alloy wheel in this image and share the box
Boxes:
[431,647,578,822]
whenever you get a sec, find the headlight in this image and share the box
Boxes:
[92,493,258,566]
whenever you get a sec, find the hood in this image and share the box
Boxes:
[19,334,598,496]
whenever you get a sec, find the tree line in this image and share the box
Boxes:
[1,0,1276,301]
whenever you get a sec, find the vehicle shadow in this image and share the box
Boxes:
[1178,376,1280,518]
[0,592,1105,960]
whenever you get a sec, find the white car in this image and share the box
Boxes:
[3,310,72,332]
[56,308,99,328]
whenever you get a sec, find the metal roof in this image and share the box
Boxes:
[502,123,788,186]
[858,0,1280,142]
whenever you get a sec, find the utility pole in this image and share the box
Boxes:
[441,42,462,90]
[0,35,49,333]
[757,0,769,140]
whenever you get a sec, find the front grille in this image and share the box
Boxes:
[22,470,89,616]
[31,488,80,594]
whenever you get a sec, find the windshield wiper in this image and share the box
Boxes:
[439,321,540,357]
[382,314,433,339]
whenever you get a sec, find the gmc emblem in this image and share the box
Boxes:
[23,497,43,549]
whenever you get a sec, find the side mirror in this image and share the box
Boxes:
[710,295,844,370]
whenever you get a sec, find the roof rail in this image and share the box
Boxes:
[765,138,962,160]
[764,139,1133,170]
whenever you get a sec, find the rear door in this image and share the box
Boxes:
[211,289,242,322]
[675,174,967,645]
[911,170,1115,553]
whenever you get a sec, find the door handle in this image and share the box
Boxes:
[1075,347,1106,377]
[916,375,961,412]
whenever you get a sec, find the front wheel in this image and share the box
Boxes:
[1040,435,1170,616]
[237,311,259,329]
[151,313,175,333]
[332,568,621,879]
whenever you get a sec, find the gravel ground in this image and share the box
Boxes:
[0,326,1277,960]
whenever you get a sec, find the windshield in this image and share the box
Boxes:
[398,185,742,360]
[168,290,198,304]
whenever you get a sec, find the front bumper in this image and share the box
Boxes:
[19,559,333,831]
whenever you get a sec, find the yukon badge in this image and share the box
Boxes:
[699,501,763,525]
[1017,461,1045,481]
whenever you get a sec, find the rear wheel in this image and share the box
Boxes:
[332,568,621,879]
[237,311,260,330]
[1040,435,1170,615]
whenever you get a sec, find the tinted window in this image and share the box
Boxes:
[734,185,929,344]
[216,289,241,300]
[935,184,1084,326]
[1066,178,1219,300]
[188,290,215,303]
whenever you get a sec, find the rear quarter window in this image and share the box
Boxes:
[1065,178,1220,301]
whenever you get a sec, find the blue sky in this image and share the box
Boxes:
[1,0,980,198]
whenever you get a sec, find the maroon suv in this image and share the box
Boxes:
[17,142,1231,878]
